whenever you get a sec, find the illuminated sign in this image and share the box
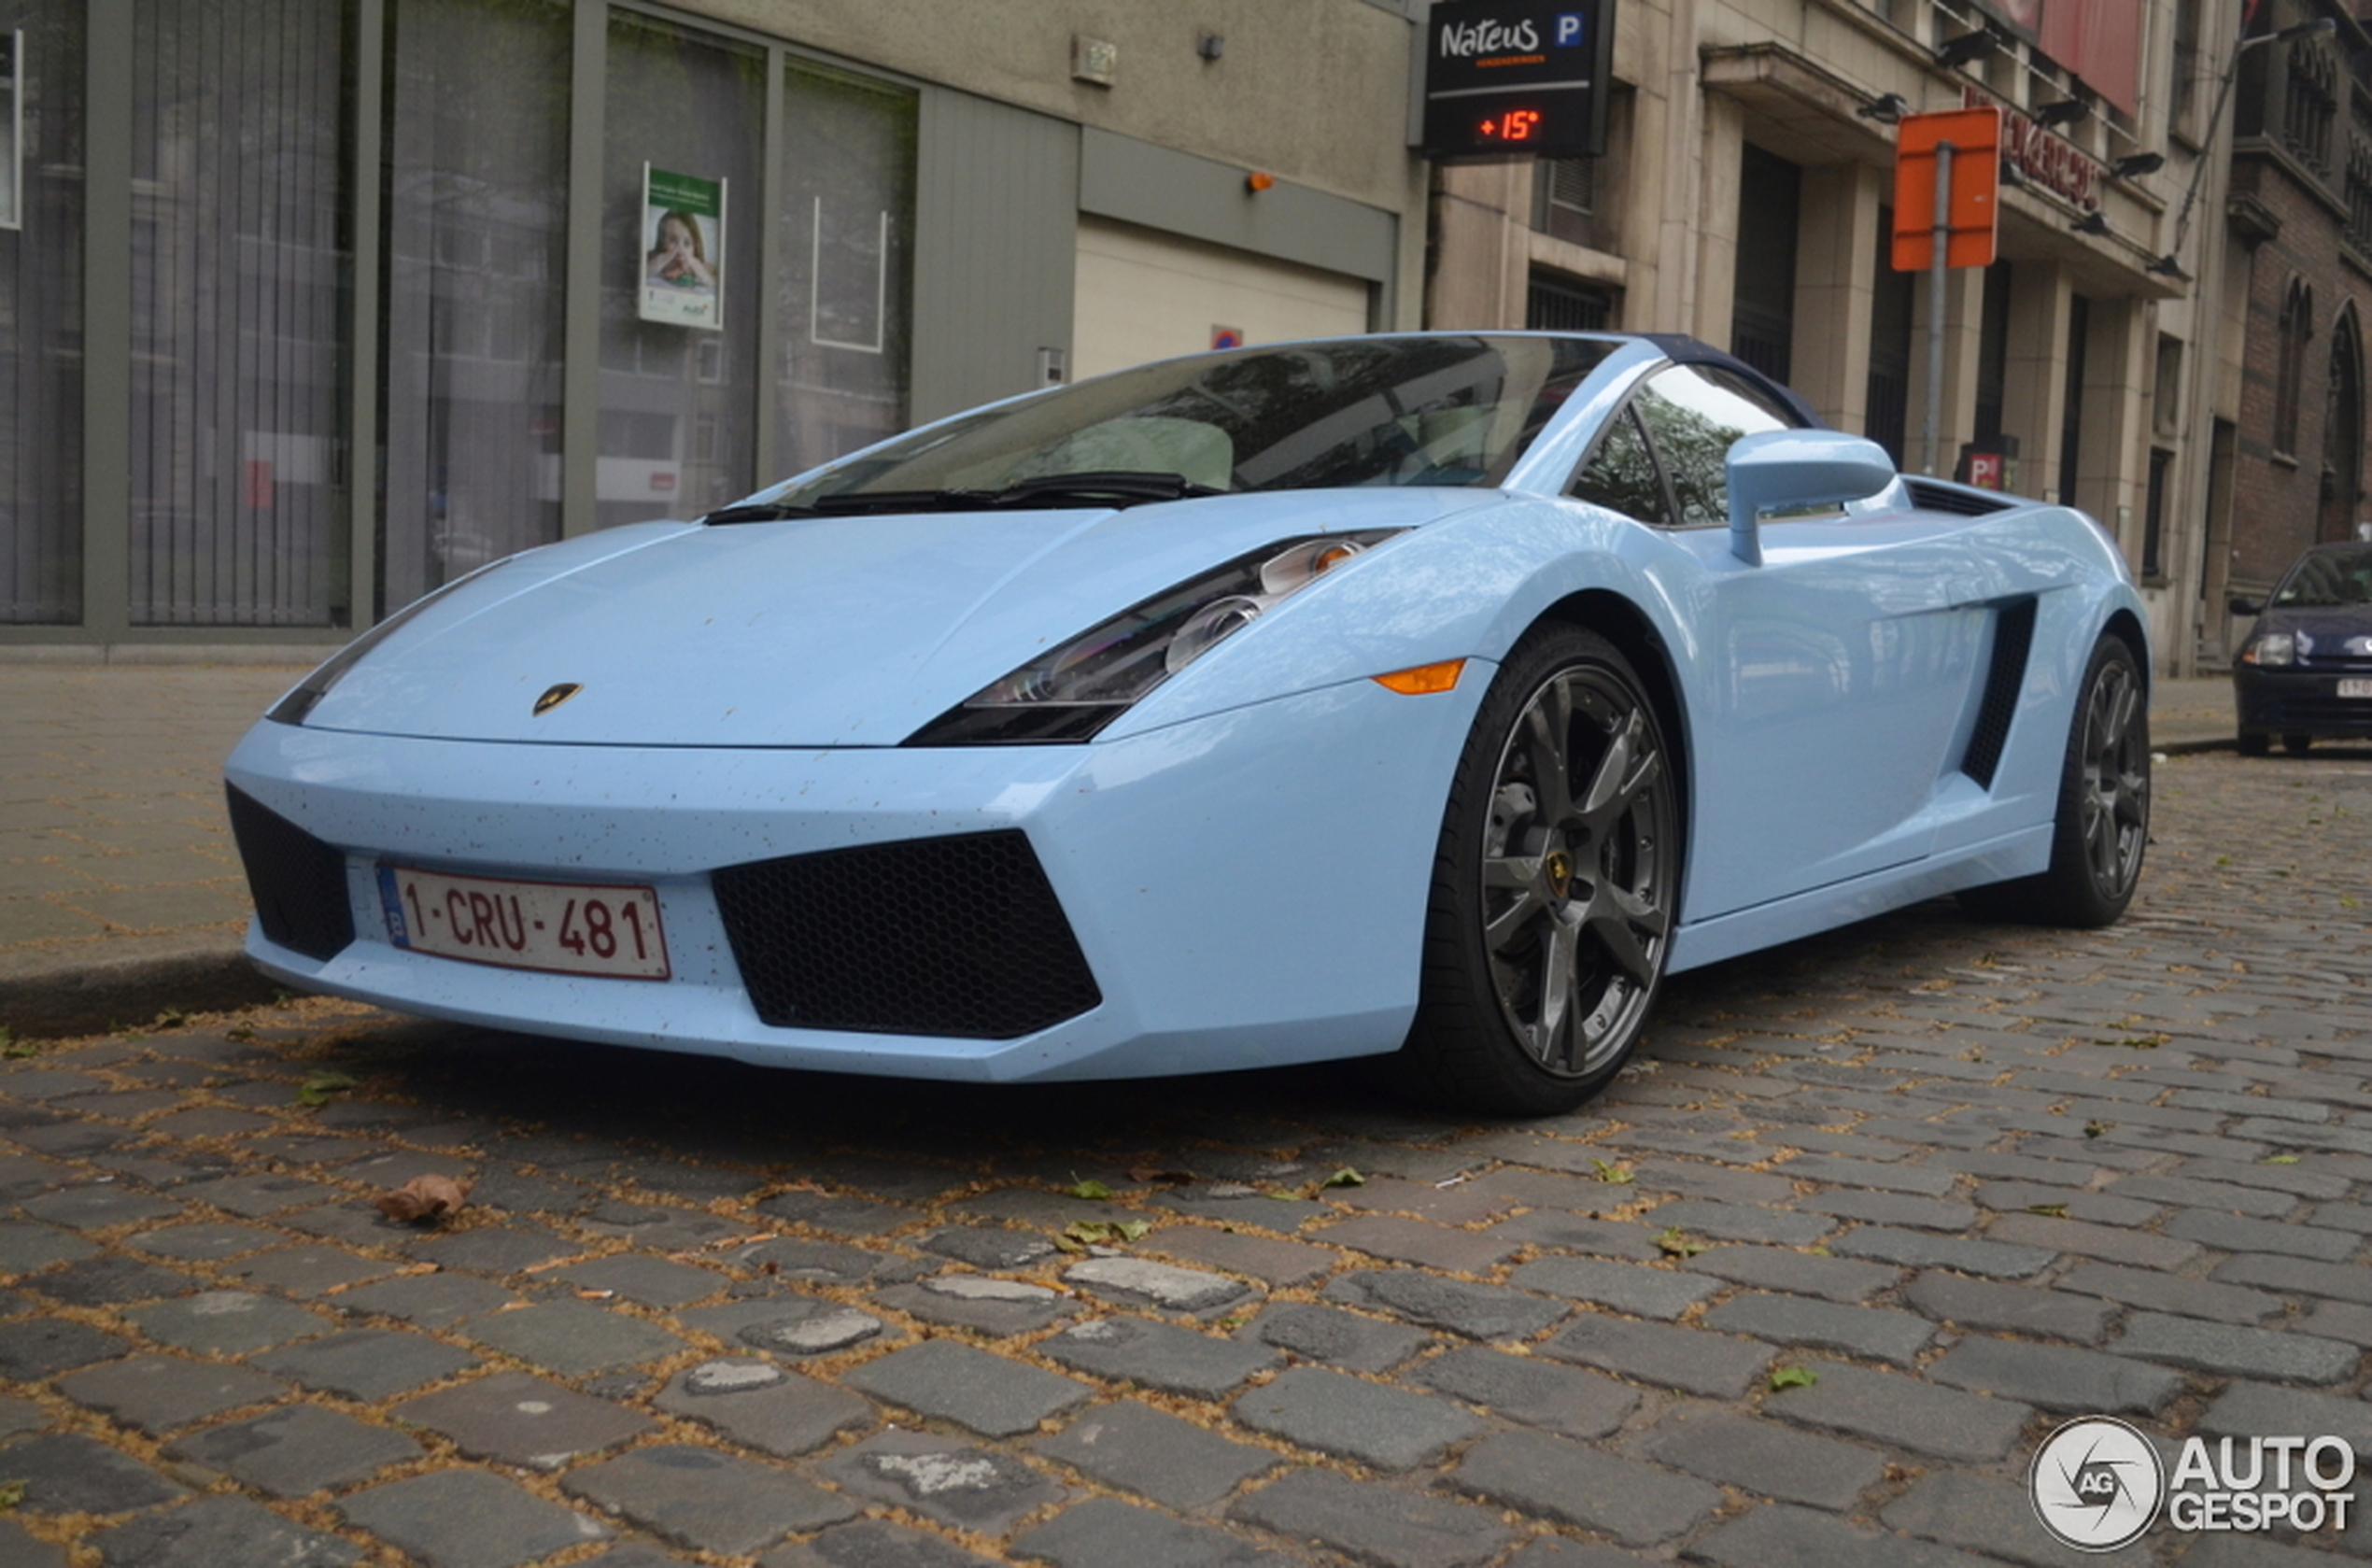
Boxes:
[1420,0,1614,160]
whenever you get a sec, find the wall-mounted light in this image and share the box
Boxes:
[1245,171,1276,193]
[1935,31,1996,68]
[2147,253,2191,280]
[2069,210,2111,235]
[1197,32,1224,61]
[2110,151,2166,178]
[1857,92,1907,123]
[2035,97,2090,128]
[1998,156,2028,188]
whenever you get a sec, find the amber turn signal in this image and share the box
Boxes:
[1372,658,1466,695]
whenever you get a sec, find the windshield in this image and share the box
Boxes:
[2271,546,2372,608]
[751,335,1617,511]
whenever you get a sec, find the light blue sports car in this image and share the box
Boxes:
[226,332,2150,1114]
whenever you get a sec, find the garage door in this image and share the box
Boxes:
[1072,217,1372,380]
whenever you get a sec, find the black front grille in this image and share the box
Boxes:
[225,785,355,961]
[713,830,1102,1039]
[1963,598,2037,788]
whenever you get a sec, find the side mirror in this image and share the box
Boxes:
[2227,594,2266,616]
[1725,430,1898,566]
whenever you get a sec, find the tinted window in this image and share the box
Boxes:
[1570,406,1673,525]
[1629,365,1794,528]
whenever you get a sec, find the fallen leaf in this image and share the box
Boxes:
[374,1174,473,1224]
[0,1479,23,1511]
[1320,1167,1365,1190]
[2026,1202,2069,1218]
[1064,1177,1116,1201]
[2263,1154,2302,1165]
[1588,1158,1634,1185]
[296,1070,359,1108]
[1063,1219,1151,1248]
[1768,1366,1818,1391]
[2083,1120,2111,1137]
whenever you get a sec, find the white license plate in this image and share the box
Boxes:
[2340,678,2372,699]
[377,866,671,980]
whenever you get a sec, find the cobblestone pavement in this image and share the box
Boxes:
[1,745,2367,1568]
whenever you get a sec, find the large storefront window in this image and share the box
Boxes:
[600,10,762,527]
[773,59,914,475]
[130,0,352,627]
[0,1,84,625]
[382,0,570,613]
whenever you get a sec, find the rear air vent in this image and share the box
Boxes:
[1962,598,2037,789]
[1907,478,2013,516]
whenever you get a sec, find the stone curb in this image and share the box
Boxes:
[0,946,280,1040]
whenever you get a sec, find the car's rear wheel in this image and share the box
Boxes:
[2238,730,2270,756]
[1397,626,1677,1115]
[2283,732,2312,755]
[1961,634,2150,927]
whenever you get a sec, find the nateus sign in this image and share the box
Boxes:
[1420,0,1615,160]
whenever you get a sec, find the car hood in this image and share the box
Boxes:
[2252,604,2372,661]
[298,489,1488,746]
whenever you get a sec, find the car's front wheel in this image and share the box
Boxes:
[1398,625,1678,1116]
[1961,633,2150,926]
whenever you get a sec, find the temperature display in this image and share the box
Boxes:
[1479,107,1546,142]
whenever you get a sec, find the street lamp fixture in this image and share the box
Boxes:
[2160,17,2339,277]
[2070,210,2111,235]
[1935,30,1997,68]
[2035,97,2090,128]
[1857,92,1907,123]
[2111,151,2167,178]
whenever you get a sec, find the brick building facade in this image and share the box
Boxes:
[2213,0,2372,616]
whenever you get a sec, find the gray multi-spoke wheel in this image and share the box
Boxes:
[1961,634,2149,927]
[1399,625,1678,1114]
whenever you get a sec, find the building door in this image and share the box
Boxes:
[1071,217,1368,380]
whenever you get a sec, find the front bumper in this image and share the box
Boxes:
[2232,665,2372,739]
[224,673,1490,1082]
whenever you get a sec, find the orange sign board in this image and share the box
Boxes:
[1891,106,2002,271]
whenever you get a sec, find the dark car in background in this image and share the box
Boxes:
[2231,542,2372,755]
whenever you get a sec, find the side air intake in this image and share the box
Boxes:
[1962,598,2037,788]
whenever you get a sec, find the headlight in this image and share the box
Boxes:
[907,530,1399,745]
[2241,631,2295,668]
[266,558,515,726]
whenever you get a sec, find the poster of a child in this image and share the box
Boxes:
[639,165,725,329]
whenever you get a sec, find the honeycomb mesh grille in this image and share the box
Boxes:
[224,785,355,961]
[1963,597,2037,789]
[712,830,1101,1039]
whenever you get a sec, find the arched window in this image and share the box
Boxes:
[2323,305,2364,543]
[2276,279,2313,457]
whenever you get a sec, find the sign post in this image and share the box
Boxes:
[1891,107,2001,475]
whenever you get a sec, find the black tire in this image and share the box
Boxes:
[1396,625,1679,1116]
[1960,635,2150,927]
[2282,732,2312,756]
[2237,730,2271,757]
